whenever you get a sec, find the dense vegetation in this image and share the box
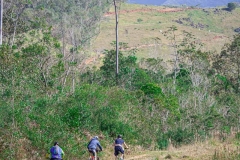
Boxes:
[0,0,240,159]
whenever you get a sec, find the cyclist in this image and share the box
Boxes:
[114,134,129,160]
[50,142,64,160]
[87,136,103,160]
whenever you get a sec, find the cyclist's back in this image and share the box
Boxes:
[115,138,124,146]
[88,139,101,150]
[114,135,128,159]
[50,142,64,160]
[87,136,102,160]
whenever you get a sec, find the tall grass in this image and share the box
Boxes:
[212,146,240,160]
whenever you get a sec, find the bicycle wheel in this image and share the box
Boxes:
[116,154,124,160]
[89,157,99,160]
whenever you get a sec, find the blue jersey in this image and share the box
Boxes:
[87,138,102,150]
[115,138,124,145]
[50,146,64,159]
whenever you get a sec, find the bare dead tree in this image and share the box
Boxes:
[113,0,119,84]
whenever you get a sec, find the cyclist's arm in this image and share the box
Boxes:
[97,143,103,151]
[123,142,129,149]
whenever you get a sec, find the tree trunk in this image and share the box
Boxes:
[113,0,119,85]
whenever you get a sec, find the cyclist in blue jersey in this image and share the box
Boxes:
[87,136,103,160]
[50,142,64,160]
[114,135,128,159]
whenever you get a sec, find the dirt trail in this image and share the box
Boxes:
[125,154,148,160]
[116,139,237,160]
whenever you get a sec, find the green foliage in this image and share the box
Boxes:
[157,133,169,149]
[97,106,137,139]
[227,3,237,11]
[141,83,163,96]
[168,128,195,147]
[137,18,143,23]
[157,128,196,149]
[131,68,153,89]
[213,34,240,93]
[0,104,12,128]
[235,132,240,140]
[215,74,231,91]
[62,104,91,128]
[100,46,138,87]
[176,68,192,93]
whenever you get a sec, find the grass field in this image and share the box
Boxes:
[89,3,240,63]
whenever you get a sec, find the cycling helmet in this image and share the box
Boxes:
[94,136,99,139]
[117,134,122,138]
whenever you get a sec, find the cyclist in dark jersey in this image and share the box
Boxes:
[114,135,128,159]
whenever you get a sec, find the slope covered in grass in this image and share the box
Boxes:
[91,3,240,60]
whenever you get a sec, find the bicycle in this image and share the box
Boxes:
[116,152,124,160]
[88,149,101,160]
[115,147,128,160]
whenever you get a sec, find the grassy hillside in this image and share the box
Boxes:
[90,3,240,61]
[162,0,237,7]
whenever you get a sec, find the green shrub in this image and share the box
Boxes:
[235,132,240,140]
[227,3,237,11]
[141,83,163,96]
[157,133,169,149]
[168,128,195,147]
[137,18,143,23]
[62,104,92,128]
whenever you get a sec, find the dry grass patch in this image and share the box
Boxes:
[91,4,239,63]
[111,138,240,160]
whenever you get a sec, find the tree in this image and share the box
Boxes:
[227,2,237,11]
[163,26,180,94]
[163,26,206,94]
[213,34,240,93]
[112,0,126,84]
[2,0,31,45]
[113,0,119,84]
[100,43,137,87]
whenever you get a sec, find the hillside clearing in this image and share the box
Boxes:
[90,3,240,63]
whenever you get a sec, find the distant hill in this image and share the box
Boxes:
[128,0,240,7]
[162,0,240,7]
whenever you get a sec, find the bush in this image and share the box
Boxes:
[235,132,240,140]
[157,133,169,149]
[141,83,163,96]
[227,3,237,11]
[62,104,92,128]
[167,128,195,147]
[137,18,143,23]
